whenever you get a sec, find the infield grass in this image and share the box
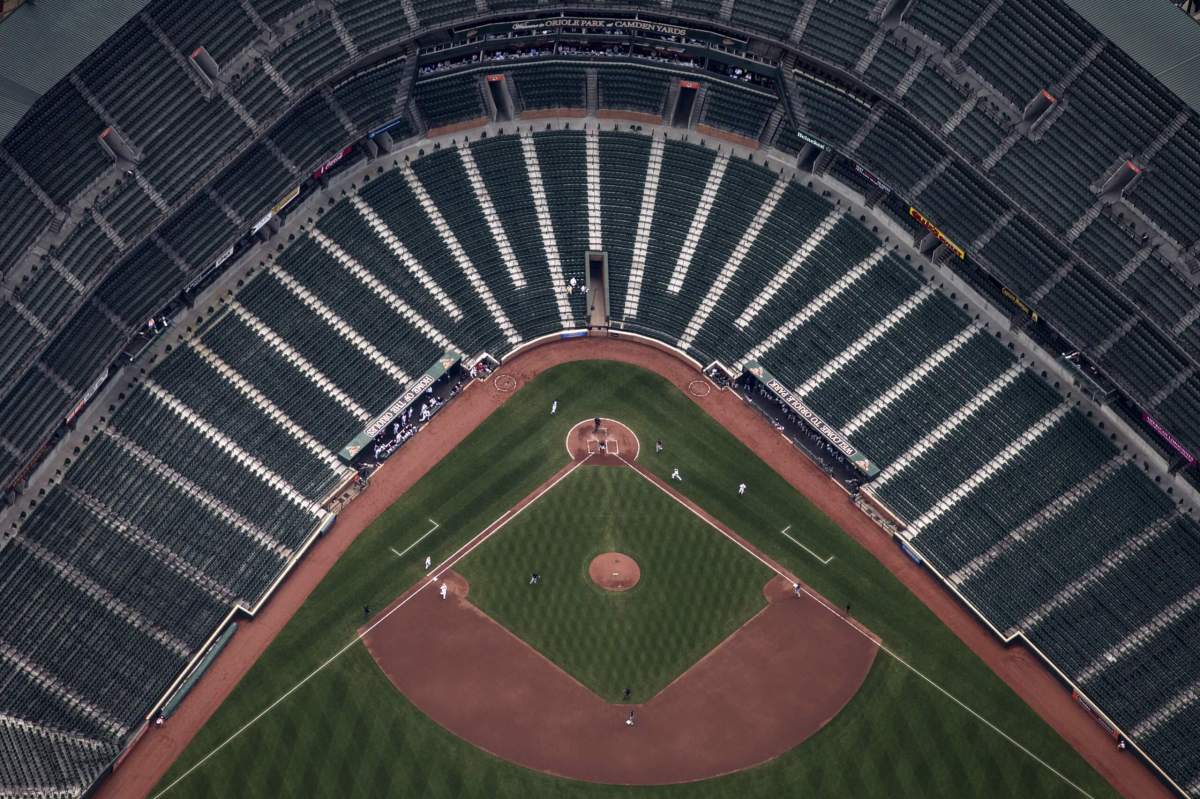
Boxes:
[457,466,772,700]
[155,360,1122,799]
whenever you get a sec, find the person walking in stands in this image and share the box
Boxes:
[738,482,747,495]
[671,468,682,481]
[439,582,448,600]
[655,439,663,454]
[424,555,432,571]
[551,400,558,416]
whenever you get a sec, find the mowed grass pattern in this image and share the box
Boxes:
[458,467,771,701]
[156,361,1121,799]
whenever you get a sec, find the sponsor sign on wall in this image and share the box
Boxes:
[1142,413,1196,465]
[1001,286,1038,321]
[458,16,747,45]
[854,163,891,193]
[311,145,353,179]
[909,207,966,260]
[271,185,301,216]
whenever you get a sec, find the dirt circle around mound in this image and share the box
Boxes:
[565,418,640,462]
[588,552,641,592]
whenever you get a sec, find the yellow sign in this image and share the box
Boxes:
[909,207,966,260]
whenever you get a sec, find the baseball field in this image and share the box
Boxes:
[146,356,1123,798]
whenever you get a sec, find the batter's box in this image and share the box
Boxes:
[587,428,619,456]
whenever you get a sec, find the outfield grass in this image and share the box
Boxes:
[457,467,771,700]
[155,360,1121,799]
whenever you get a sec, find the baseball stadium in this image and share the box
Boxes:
[1,0,1199,797]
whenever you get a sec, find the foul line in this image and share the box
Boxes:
[390,518,441,560]
[617,457,1095,799]
[780,524,834,565]
[153,456,592,798]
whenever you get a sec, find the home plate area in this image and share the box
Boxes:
[567,418,639,463]
[364,419,877,785]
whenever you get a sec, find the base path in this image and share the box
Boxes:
[98,336,1169,799]
[364,572,875,784]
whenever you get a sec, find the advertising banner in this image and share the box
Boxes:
[1142,413,1196,465]
[457,16,747,45]
[855,163,891,193]
[271,185,301,216]
[1001,286,1038,321]
[312,145,353,179]
[909,207,966,260]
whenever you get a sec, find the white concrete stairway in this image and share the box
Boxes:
[668,152,730,293]
[1078,583,1200,686]
[740,244,889,365]
[872,363,1025,487]
[843,325,981,435]
[349,194,462,320]
[191,341,350,476]
[267,264,410,384]
[623,136,666,319]
[228,302,371,423]
[67,485,238,603]
[678,174,788,351]
[457,142,526,289]
[0,643,126,738]
[400,164,520,346]
[518,130,576,327]
[143,379,324,516]
[734,208,845,329]
[585,127,603,252]
[904,404,1073,538]
[947,453,1131,585]
[795,285,936,397]
[1130,676,1200,740]
[14,535,192,658]
[1010,514,1176,636]
[102,426,291,559]
[306,228,459,352]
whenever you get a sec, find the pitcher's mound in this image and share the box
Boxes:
[589,553,641,592]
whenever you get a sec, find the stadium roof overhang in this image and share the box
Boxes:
[0,0,152,138]
[1062,0,1200,112]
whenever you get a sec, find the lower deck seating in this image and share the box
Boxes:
[3,115,1199,798]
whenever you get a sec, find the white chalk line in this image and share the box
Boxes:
[780,524,834,565]
[390,518,440,560]
[153,457,591,798]
[617,457,1095,799]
